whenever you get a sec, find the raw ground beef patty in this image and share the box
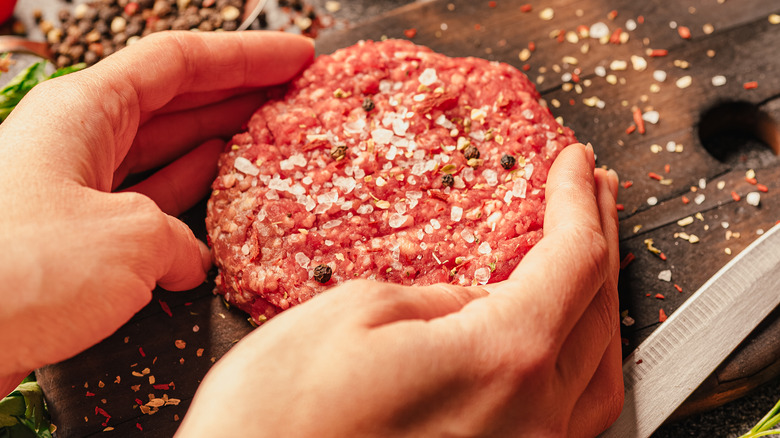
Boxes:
[206,39,578,323]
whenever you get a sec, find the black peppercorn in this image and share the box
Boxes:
[313,264,332,283]
[500,154,516,170]
[362,97,375,112]
[463,145,480,160]
[441,173,454,187]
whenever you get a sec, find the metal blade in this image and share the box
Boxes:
[601,224,780,438]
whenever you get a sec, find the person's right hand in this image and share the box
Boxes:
[179,143,623,437]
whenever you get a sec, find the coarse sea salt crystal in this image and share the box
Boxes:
[371,128,394,145]
[746,192,761,206]
[503,191,513,204]
[658,270,672,282]
[357,204,373,215]
[392,119,410,136]
[695,194,706,205]
[483,169,499,186]
[395,203,407,214]
[451,206,463,222]
[341,200,353,210]
[478,242,492,255]
[712,75,727,87]
[295,252,311,269]
[653,70,667,82]
[590,22,609,39]
[290,153,307,167]
[642,111,660,124]
[266,190,280,200]
[594,66,607,77]
[241,244,250,255]
[388,213,409,228]
[386,145,398,160]
[344,119,366,135]
[462,167,475,182]
[512,179,528,198]
[460,228,475,243]
[322,219,343,230]
[234,157,260,176]
[418,68,438,86]
[430,218,441,229]
[425,224,434,234]
[302,176,313,185]
[333,175,357,194]
[474,267,491,285]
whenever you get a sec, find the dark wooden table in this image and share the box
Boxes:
[6,0,780,436]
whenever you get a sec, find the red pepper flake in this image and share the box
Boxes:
[95,407,111,419]
[620,252,636,270]
[648,171,662,181]
[569,99,576,106]
[731,191,741,201]
[746,177,757,185]
[674,284,683,293]
[659,308,668,322]
[744,81,759,90]
[488,1,497,8]
[572,73,581,83]
[622,180,633,189]
[649,49,668,57]
[664,164,671,173]
[758,183,769,192]
[136,423,143,431]
[158,300,173,317]
[520,4,532,12]
[678,26,691,39]
[655,293,665,300]
[184,302,193,306]
[86,391,95,397]
[621,337,630,346]
[135,398,144,405]
[153,383,170,390]
[557,30,565,43]
[404,28,417,38]
[124,2,139,16]
[636,359,643,365]
[645,293,651,297]
[610,28,623,44]
[659,252,667,261]
[682,195,690,204]
[607,9,618,20]
[633,107,646,134]
[528,41,536,52]
[626,125,636,134]
[577,24,589,35]
[522,65,531,71]
[637,15,645,24]
[616,204,625,211]
[138,347,146,357]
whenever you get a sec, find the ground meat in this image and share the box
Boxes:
[206,39,578,323]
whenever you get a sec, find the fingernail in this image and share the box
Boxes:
[198,240,212,273]
[607,169,619,198]
[584,142,596,169]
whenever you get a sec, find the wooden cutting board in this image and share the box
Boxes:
[9,0,778,436]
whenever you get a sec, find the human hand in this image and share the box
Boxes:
[0,31,314,388]
[179,143,622,437]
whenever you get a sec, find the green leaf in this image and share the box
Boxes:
[0,61,46,108]
[48,63,85,79]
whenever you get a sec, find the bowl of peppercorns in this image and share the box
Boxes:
[0,0,17,26]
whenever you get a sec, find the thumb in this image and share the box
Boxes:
[157,213,211,291]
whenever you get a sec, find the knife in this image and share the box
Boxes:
[600,223,780,438]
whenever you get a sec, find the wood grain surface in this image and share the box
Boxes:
[4,0,779,436]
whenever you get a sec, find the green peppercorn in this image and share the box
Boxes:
[463,145,480,160]
[313,264,332,283]
[501,154,516,170]
[441,173,454,187]
[362,97,375,112]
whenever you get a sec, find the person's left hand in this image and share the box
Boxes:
[0,31,314,389]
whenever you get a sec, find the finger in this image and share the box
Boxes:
[121,138,224,217]
[157,214,211,291]
[567,331,624,438]
[310,280,486,328]
[146,87,264,119]
[556,168,620,387]
[474,144,608,343]
[92,31,315,113]
[114,90,263,182]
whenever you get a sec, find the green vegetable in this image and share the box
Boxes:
[740,398,780,437]
[0,376,53,438]
[0,59,86,123]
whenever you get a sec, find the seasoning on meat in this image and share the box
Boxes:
[206,39,577,324]
[501,154,517,170]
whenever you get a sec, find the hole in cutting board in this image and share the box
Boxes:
[697,101,780,168]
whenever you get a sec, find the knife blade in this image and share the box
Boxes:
[600,223,780,438]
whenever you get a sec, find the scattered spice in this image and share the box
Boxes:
[441,173,454,187]
[463,145,480,160]
[659,308,668,322]
[500,154,516,170]
[743,81,759,90]
[158,300,172,317]
[362,97,375,112]
[678,26,691,39]
[330,144,347,160]
[404,28,417,38]
[313,264,332,283]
